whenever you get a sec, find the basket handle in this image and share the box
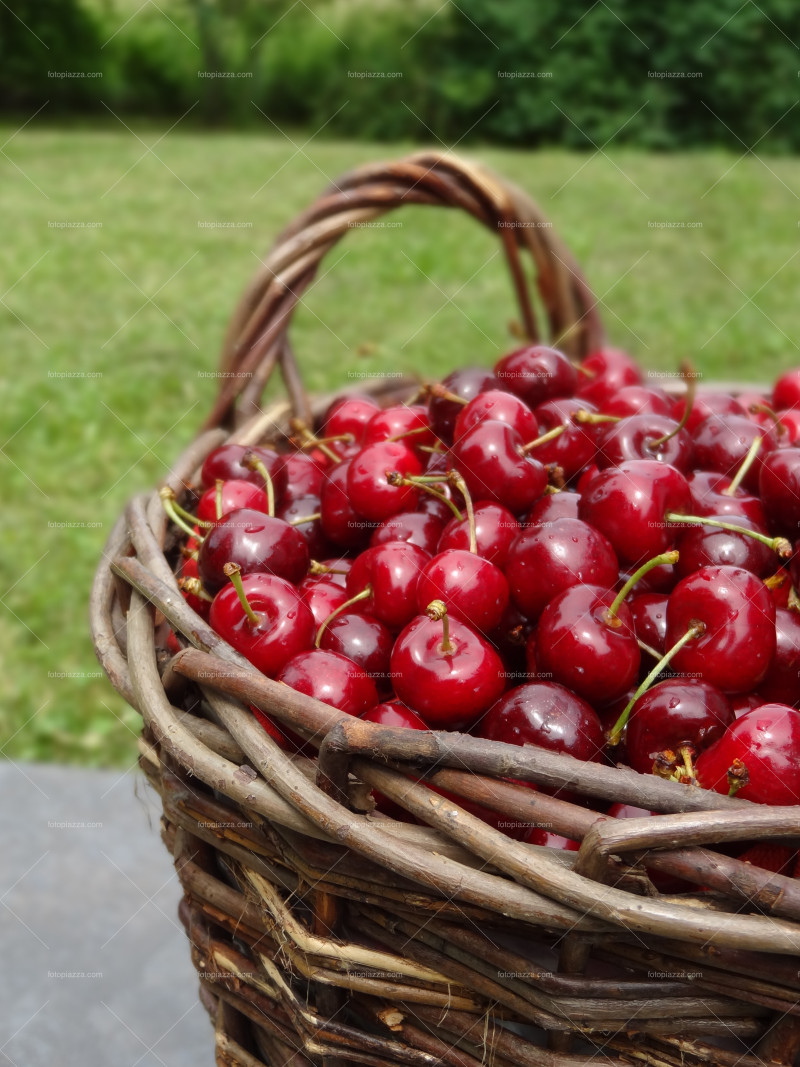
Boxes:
[204,150,604,431]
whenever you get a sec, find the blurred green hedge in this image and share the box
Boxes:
[3,0,799,149]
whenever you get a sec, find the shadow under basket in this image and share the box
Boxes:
[90,152,800,1067]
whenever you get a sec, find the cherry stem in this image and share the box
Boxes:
[159,487,207,541]
[315,585,372,647]
[607,621,706,746]
[426,383,468,406]
[664,512,791,558]
[213,478,224,521]
[387,472,463,522]
[447,471,477,554]
[764,569,789,591]
[290,420,342,465]
[178,576,213,603]
[727,757,749,797]
[519,424,567,453]
[605,550,680,622]
[308,561,349,576]
[722,435,762,496]
[387,425,431,443]
[426,599,453,654]
[636,637,662,660]
[223,561,261,628]
[242,450,275,517]
[678,743,696,782]
[572,410,620,425]
[288,512,321,526]
[749,402,787,438]
[648,360,696,447]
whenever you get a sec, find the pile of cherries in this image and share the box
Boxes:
[165,344,800,876]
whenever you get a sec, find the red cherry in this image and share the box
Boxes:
[319,460,374,549]
[198,507,310,593]
[390,603,506,729]
[759,447,800,536]
[280,452,325,502]
[670,390,746,434]
[416,549,510,634]
[450,420,547,514]
[428,367,502,443]
[478,681,605,763]
[686,469,767,526]
[673,513,777,579]
[535,584,640,703]
[731,693,763,718]
[597,414,692,471]
[210,571,315,677]
[362,404,436,452]
[525,491,580,526]
[529,398,599,480]
[347,441,423,521]
[277,648,379,716]
[201,443,286,499]
[772,368,800,410]
[757,608,800,707]
[494,345,577,407]
[298,577,351,630]
[276,493,331,559]
[525,828,580,850]
[505,517,618,620]
[346,542,431,631]
[197,478,268,523]
[628,593,668,655]
[695,704,800,804]
[177,554,211,621]
[575,347,642,407]
[437,502,520,566]
[319,612,394,694]
[361,701,429,730]
[665,565,776,694]
[370,511,444,554]
[324,393,381,444]
[453,389,538,443]
[600,385,671,418]
[692,414,775,493]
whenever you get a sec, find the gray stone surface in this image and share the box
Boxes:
[0,761,215,1067]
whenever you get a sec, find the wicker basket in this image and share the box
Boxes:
[91,152,800,1067]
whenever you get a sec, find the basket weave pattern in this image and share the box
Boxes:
[91,153,800,1067]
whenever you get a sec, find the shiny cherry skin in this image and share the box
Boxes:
[319,612,394,694]
[438,502,520,566]
[692,414,775,493]
[201,444,287,500]
[525,828,581,850]
[597,414,692,471]
[210,573,315,676]
[578,460,691,567]
[277,648,379,716]
[772,368,800,410]
[198,507,310,593]
[757,608,800,707]
[505,517,618,621]
[280,452,325,502]
[494,345,577,408]
[696,704,800,805]
[450,420,548,514]
[276,492,330,559]
[361,701,429,730]
[370,511,444,554]
[773,407,800,444]
[575,347,642,407]
[731,693,763,718]
[416,550,509,634]
[673,513,775,579]
[453,389,538,443]
[391,614,506,729]
[346,542,431,631]
[628,593,668,655]
[600,385,671,418]
[478,681,605,762]
[530,397,599,480]
[324,393,381,444]
[671,390,746,434]
[428,367,502,443]
[320,460,374,549]
[759,447,800,535]
[535,584,640,703]
[362,404,436,452]
[686,470,767,526]
[665,565,776,694]
[197,478,268,523]
[298,577,351,629]
[347,440,423,521]
[625,679,734,775]
[525,491,581,526]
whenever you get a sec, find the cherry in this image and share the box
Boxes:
[575,347,642,407]
[209,567,315,677]
[695,704,800,804]
[578,460,691,567]
[276,493,330,559]
[428,367,502,443]
[249,703,298,751]
[198,507,310,593]
[525,491,580,526]
[596,414,692,471]
[390,601,506,729]
[731,693,763,718]
[525,828,581,850]
[624,679,734,776]
[535,584,640,703]
[280,452,325,502]
[298,577,351,629]
[505,517,618,620]
[277,648,379,717]
[772,368,800,410]
[362,404,436,452]
[346,542,431,631]
[197,478,268,523]
[177,554,212,621]
[370,510,445,554]
[478,681,605,763]
[416,549,509,634]
[318,612,394,694]
[450,420,548,514]
[665,565,776,694]
[673,513,781,579]
[600,385,671,418]
[529,398,599,480]
[362,701,429,730]
[320,460,374,549]
[759,447,800,535]
[692,415,774,493]
[757,608,800,707]
[736,842,796,875]
[628,593,668,656]
[348,441,423,521]
[201,443,286,500]
[494,345,577,408]
[453,389,538,443]
[686,469,767,526]
[438,502,520,566]
[671,390,745,435]
[324,393,381,444]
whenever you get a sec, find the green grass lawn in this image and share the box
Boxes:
[2,126,800,767]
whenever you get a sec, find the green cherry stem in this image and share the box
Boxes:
[290,419,342,465]
[607,621,706,747]
[605,550,680,624]
[178,576,213,602]
[288,512,322,526]
[223,561,261,628]
[242,450,275,517]
[447,470,477,554]
[572,410,621,425]
[664,512,791,558]
[426,383,469,405]
[427,599,454,654]
[749,403,787,438]
[159,487,208,540]
[722,435,762,496]
[315,585,372,647]
[214,479,224,521]
[386,471,463,522]
[519,424,567,453]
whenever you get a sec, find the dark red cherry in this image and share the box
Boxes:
[692,414,775,493]
[671,390,746,434]
[319,612,394,694]
[772,368,800,410]
[628,593,668,655]
[757,608,800,707]
[454,389,538,443]
[277,648,379,716]
[324,393,381,444]
[416,549,509,634]
[347,441,423,521]
[346,542,431,631]
[280,452,325,502]
[320,460,374,549]
[625,679,734,775]
[597,414,692,471]
[695,704,800,805]
[494,345,577,407]
[731,693,765,718]
[686,470,767,526]
[361,701,429,730]
[575,347,642,407]
[601,385,671,418]
[428,367,502,443]
[478,681,605,762]
[362,404,436,452]
[535,584,640,703]
[673,514,775,579]
[438,502,520,566]
[370,510,444,554]
[665,565,776,694]
[578,460,691,567]
[525,491,580,526]
[198,508,310,593]
[530,398,598,480]
[209,573,315,676]
[505,518,618,620]
[276,493,330,559]
[298,577,351,629]
[201,443,287,499]
[450,421,547,514]
[759,447,800,536]
[197,478,268,522]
